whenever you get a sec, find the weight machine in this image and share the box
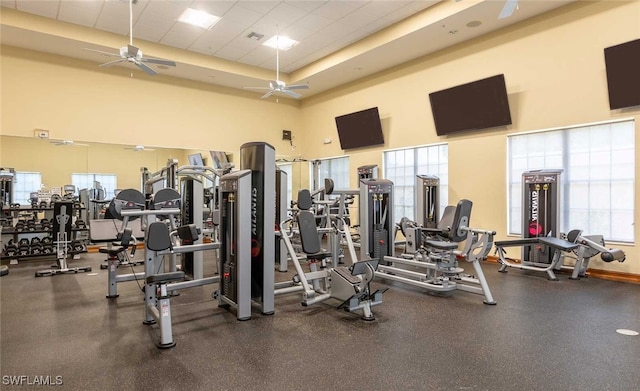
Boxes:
[276,188,385,320]
[377,199,497,304]
[359,178,394,262]
[496,169,575,280]
[558,230,626,280]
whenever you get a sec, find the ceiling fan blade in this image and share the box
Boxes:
[83,48,120,57]
[142,57,176,67]
[135,61,157,76]
[499,0,518,19]
[286,84,309,90]
[282,89,302,99]
[99,59,126,67]
[244,86,272,91]
[260,91,274,99]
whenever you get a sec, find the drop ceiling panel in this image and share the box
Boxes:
[234,1,281,16]
[57,1,103,28]
[312,1,363,20]
[283,0,326,13]
[191,0,237,18]
[160,22,205,49]
[16,0,58,18]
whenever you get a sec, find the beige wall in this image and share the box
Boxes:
[1,1,638,275]
[0,45,301,156]
[298,1,640,274]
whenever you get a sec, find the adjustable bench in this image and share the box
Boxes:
[495,236,580,280]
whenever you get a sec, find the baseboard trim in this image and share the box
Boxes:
[485,256,640,284]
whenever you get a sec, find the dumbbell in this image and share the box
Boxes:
[39,200,49,209]
[10,203,20,209]
[74,219,86,229]
[72,240,86,253]
[42,245,54,255]
[27,220,37,231]
[3,240,18,257]
[18,238,30,256]
[30,242,44,255]
[14,221,25,232]
[41,218,51,231]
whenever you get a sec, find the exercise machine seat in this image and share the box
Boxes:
[99,228,134,257]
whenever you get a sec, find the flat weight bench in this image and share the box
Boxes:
[495,236,580,280]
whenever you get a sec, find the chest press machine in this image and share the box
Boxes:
[276,188,385,321]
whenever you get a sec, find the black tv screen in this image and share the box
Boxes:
[429,74,512,135]
[335,107,384,150]
[604,38,640,110]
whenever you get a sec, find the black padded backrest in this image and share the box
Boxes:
[565,229,583,243]
[324,178,334,195]
[448,199,473,243]
[298,210,321,254]
[437,206,457,231]
[119,228,133,247]
[147,222,172,251]
[297,189,313,211]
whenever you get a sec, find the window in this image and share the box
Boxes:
[383,144,449,223]
[13,172,42,205]
[508,119,635,243]
[313,156,350,191]
[72,173,118,200]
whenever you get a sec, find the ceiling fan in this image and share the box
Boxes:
[244,36,309,99]
[50,140,89,147]
[125,145,155,152]
[83,0,176,76]
[499,0,519,19]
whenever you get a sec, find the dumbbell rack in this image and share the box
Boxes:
[1,204,89,262]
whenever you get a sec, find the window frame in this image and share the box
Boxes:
[506,118,635,243]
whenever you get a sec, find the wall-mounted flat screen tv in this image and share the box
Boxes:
[335,107,385,150]
[429,74,512,136]
[604,38,640,110]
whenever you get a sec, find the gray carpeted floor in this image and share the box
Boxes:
[1,251,639,391]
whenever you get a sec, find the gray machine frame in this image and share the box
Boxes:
[359,179,394,262]
[217,169,252,320]
[239,142,276,316]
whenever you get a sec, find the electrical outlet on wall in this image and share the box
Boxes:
[34,129,49,139]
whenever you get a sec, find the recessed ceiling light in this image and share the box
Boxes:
[263,35,299,51]
[467,20,482,28]
[177,8,220,30]
[449,30,458,35]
